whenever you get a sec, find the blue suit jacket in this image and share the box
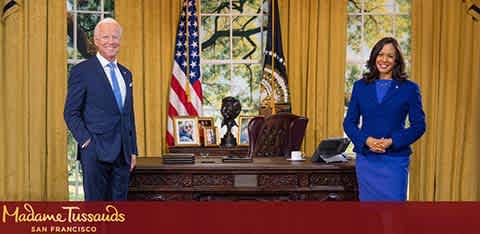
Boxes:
[64,56,138,164]
[343,79,426,156]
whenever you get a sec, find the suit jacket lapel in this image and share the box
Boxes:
[381,80,401,104]
[365,82,378,106]
[118,64,132,113]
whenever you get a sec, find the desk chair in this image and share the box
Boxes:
[247,113,308,157]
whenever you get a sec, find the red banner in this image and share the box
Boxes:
[0,202,478,234]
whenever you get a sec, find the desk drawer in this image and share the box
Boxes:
[309,173,357,190]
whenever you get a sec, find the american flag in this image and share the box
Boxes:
[167,0,202,146]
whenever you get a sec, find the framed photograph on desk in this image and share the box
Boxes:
[198,117,215,128]
[203,127,219,147]
[237,116,254,146]
[198,117,214,146]
[173,116,200,146]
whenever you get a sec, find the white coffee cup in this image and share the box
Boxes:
[291,151,304,160]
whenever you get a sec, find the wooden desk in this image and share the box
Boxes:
[128,157,358,201]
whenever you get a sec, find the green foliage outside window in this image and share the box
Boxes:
[200,0,268,127]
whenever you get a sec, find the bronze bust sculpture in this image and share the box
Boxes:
[220,96,241,147]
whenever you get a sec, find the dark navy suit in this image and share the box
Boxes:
[64,56,138,200]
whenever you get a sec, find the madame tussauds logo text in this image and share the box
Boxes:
[2,203,126,223]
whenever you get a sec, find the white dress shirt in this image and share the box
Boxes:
[96,53,126,106]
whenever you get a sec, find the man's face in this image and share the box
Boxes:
[94,22,121,61]
[185,123,193,133]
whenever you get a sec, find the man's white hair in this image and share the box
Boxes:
[94,18,122,38]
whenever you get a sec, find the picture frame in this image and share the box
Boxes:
[173,116,200,146]
[198,117,215,129]
[237,115,254,146]
[203,127,219,147]
[198,117,215,146]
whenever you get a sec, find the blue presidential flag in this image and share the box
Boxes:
[260,0,290,114]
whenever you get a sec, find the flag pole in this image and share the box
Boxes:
[185,0,191,102]
[270,0,276,114]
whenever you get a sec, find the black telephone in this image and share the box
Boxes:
[311,137,350,162]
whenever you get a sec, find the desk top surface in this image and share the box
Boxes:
[135,156,355,171]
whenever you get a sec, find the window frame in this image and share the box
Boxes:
[199,0,268,116]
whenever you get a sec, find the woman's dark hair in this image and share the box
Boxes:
[362,37,408,83]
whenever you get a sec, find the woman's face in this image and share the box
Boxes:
[375,43,396,79]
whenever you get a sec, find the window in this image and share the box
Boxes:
[199,0,268,128]
[345,0,411,106]
[66,0,115,201]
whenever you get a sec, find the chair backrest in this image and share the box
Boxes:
[247,113,308,157]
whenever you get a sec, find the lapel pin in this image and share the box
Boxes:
[129,82,133,87]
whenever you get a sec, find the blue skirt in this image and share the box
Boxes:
[356,153,410,201]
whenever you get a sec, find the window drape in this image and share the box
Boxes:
[409,0,480,200]
[0,0,67,200]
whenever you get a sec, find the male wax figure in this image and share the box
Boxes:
[64,18,137,201]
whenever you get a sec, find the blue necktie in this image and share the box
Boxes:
[107,62,123,111]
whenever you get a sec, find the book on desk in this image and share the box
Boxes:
[222,155,253,163]
[162,153,195,164]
